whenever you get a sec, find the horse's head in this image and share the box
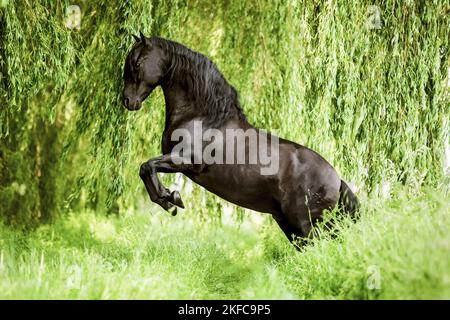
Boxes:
[122,32,166,111]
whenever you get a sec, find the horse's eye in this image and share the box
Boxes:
[135,61,141,68]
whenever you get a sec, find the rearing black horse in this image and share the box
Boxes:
[123,33,359,248]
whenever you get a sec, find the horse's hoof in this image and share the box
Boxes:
[169,206,178,216]
[171,190,185,209]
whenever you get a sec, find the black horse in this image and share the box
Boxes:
[123,33,359,247]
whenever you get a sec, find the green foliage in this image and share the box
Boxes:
[0,1,449,225]
[0,187,448,299]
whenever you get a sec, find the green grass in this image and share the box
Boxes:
[0,186,449,299]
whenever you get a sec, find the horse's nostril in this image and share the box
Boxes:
[124,97,130,107]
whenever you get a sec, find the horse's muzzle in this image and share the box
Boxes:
[123,97,142,111]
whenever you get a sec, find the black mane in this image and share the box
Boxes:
[151,37,247,126]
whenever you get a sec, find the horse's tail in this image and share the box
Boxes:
[337,180,360,219]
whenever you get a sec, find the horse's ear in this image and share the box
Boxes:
[132,34,140,42]
[139,31,150,46]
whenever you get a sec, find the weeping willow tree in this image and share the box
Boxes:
[0,0,448,226]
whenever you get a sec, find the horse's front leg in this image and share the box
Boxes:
[139,161,176,214]
[139,154,203,215]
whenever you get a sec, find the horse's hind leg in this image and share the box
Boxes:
[272,214,304,250]
[279,196,325,248]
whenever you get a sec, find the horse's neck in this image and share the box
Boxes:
[161,80,250,133]
[161,83,196,129]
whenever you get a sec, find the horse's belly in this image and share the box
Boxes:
[185,164,279,214]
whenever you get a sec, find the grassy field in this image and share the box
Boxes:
[1,185,449,300]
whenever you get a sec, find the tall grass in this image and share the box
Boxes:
[0,186,448,299]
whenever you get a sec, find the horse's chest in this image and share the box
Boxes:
[161,120,198,154]
[161,130,178,154]
[161,134,171,154]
